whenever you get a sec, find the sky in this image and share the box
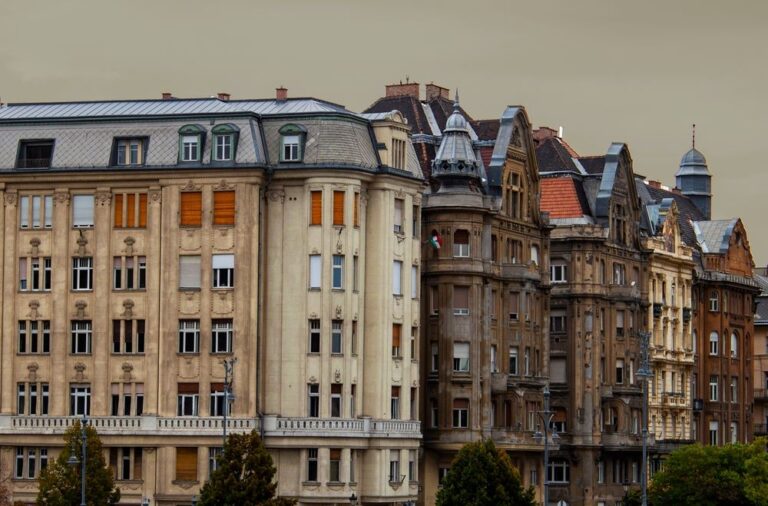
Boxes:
[1,0,766,264]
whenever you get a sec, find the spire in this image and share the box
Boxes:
[431,89,481,192]
[454,89,460,112]
[692,123,696,149]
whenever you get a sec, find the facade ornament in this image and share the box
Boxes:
[27,300,40,320]
[308,376,317,384]
[122,299,134,318]
[413,319,418,327]
[335,305,343,319]
[124,236,136,255]
[4,192,17,206]
[76,230,88,256]
[54,191,70,206]
[74,362,86,381]
[148,189,161,203]
[310,247,319,255]
[122,362,134,381]
[353,313,358,321]
[95,191,112,207]
[334,370,341,383]
[266,190,286,203]
[75,300,88,319]
[360,190,369,206]
[309,312,318,319]
[180,180,201,192]
[213,179,234,191]
[27,362,39,381]
[29,237,41,256]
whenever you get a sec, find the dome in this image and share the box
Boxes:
[680,147,707,167]
[445,105,469,131]
[675,147,709,178]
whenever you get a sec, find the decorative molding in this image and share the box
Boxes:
[122,362,134,381]
[54,192,70,206]
[122,299,135,318]
[180,180,201,192]
[334,370,341,383]
[309,312,318,319]
[148,189,162,203]
[76,230,88,256]
[213,179,234,192]
[74,300,88,319]
[308,376,317,384]
[4,192,17,206]
[74,362,86,381]
[335,305,343,319]
[27,362,39,381]
[27,300,40,320]
[29,237,41,256]
[95,191,112,207]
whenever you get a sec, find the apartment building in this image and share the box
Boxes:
[0,91,423,505]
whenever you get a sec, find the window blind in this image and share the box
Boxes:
[175,447,197,481]
[333,191,344,225]
[179,256,201,288]
[72,195,94,227]
[212,254,234,269]
[213,191,235,225]
[180,192,202,226]
[310,191,322,225]
[309,255,321,288]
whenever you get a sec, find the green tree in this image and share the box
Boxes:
[436,439,536,506]
[199,430,295,506]
[37,421,120,506]
[649,437,768,506]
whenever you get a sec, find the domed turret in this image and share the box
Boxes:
[431,93,481,192]
[675,126,711,219]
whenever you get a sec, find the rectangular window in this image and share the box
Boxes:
[550,264,567,283]
[709,421,719,446]
[181,136,200,162]
[548,460,570,483]
[333,190,345,226]
[214,134,233,161]
[72,195,94,228]
[329,448,342,482]
[176,447,198,481]
[213,191,235,226]
[453,342,470,372]
[391,323,402,358]
[509,292,519,320]
[710,332,719,355]
[350,384,357,418]
[179,255,201,289]
[19,195,54,229]
[613,263,626,285]
[308,319,321,353]
[524,347,531,376]
[71,257,93,290]
[211,319,233,354]
[18,320,51,355]
[113,192,148,228]
[491,345,498,372]
[452,398,469,428]
[70,321,92,354]
[412,205,420,238]
[709,376,719,401]
[709,291,719,312]
[430,285,439,315]
[409,449,417,482]
[307,449,318,482]
[430,399,438,428]
[112,319,145,354]
[14,447,48,479]
[453,230,470,257]
[730,377,738,404]
[308,384,319,417]
[212,254,234,288]
[17,382,49,415]
[550,313,566,333]
[354,192,360,227]
[392,260,403,295]
[310,191,322,225]
[389,450,401,482]
[110,447,143,481]
[114,138,145,166]
[616,359,625,384]
[178,320,200,354]
[177,383,199,416]
[309,255,321,289]
[17,140,54,168]
[410,326,417,360]
[616,310,625,337]
[411,265,418,299]
[330,384,342,418]
[69,385,91,416]
[453,286,469,315]
[209,383,228,417]
[282,135,301,161]
[180,192,202,226]
[332,255,344,289]
[331,320,343,354]
[113,256,146,290]
[394,198,404,233]
[509,346,518,375]
[431,342,439,373]
[391,386,401,419]
[208,447,223,477]
[353,256,359,292]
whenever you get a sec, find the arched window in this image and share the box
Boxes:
[709,331,719,356]
[730,332,738,358]
[453,230,469,257]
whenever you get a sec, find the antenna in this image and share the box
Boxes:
[692,123,696,149]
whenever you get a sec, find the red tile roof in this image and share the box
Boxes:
[540,178,586,218]
[479,146,493,168]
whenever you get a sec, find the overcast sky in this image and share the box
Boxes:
[2,0,766,264]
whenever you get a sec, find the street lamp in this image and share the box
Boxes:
[636,330,653,506]
[534,384,559,506]
[66,416,88,506]
[349,492,358,505]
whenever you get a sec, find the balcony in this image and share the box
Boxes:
[755,424,768,436]
[609,284,641,300]
[491,372,508,393]
[262,416,421,439]
[3,415,258,436]
[755,389,768,401]
[661,392,687,407]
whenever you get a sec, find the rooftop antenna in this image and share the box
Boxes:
[405,75,410,84]
[454,88,460,111]
[692,123,696,149]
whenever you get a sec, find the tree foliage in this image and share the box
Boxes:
[37,421,120,506]
[649,437,768,506]
[199,430,295,506]
[436,439,536,506]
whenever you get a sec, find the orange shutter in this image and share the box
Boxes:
[310,191,322,225]
[138,194,148,228]
[175,447,198,481]
[330,448,341,460]
[113,194,124,228]
[213,191,235,225]
[126,193,136,228]
[392,324,402,348]
[134,448,143,480]
[180,192,202,226]
[333,191,344,225]
[354,193,360,227]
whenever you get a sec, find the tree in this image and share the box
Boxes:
[37,421,120,506]
[198,430,295,506]
[436,439,536,506]
[649,437,768,506]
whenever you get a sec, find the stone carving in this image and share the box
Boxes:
[4,193,17,206]
[95,191,112,206]
[29,237,41,256]
[122,299,134,318]
[308,376,317,384]
[75,300,88,319]
[124,236,135,256]
[335,305,343,319]
[149,189,162,203]
[122,362,134,381]
[266,190,285,203]
[28,300,40,320]
[27,362,39,381]
[213,179,234,191]
[54,192,70,206]
[76,230,88,256]
[334,370,341,383]
[181,180,201,192]
[74,362,86,381]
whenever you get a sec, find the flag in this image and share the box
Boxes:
[429,233,442,250]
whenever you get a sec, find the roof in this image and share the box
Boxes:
[540,177,589,219]
[535,137,581,174]
[578,155,606,175]
[675,147,710,177]
[640,182,705,247]
[471,119,499,141]
[693,219,738,254]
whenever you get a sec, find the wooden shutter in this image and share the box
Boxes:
[391,386,400,397]
[175,447,197,481]
[180,192,202,226]
[333,191,344,225]
[133,448,143,480]
[113,194,124,228]
[354,193,360,227]
[392,324,402,348]
[210,382,225,392]
[310,191,322,225]
[213,191,235,225]
[330,448,341,460]
[138,194,148,228]
[453,398,469,409]
[177,382,199,394]
[126,193,136,227]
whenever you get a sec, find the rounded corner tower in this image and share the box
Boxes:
[675,146,711,219]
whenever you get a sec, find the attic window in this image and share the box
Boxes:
[211,124,240,162]
[279,124,307,163]
[113,138,147,166]
[178,125,206,163]
[17,140,54,168]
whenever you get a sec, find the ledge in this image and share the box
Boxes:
[262,416,421,439]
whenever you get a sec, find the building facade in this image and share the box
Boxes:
[752,268,768,438]
[0,92,423,505]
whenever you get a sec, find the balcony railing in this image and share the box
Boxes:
[262,416,421,439]
[754,389,768,401]
[3,415,258,436]
[754,423,768,435]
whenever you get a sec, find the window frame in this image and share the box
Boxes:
[112,137,148,166]
[16,139,55,168]
[279,124,307,163]
[178,320,201,354]
[211,319,233,354]
[70,320,92,354]
[212,254,235,289]
[178,124,205,163]
[72,195,95,228]
[210,124,240,163]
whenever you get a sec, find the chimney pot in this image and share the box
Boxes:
[161,92,174,100]
[385,82,420,99]
[217,92,231,102]
[425,83,450,101]
[276,87,288,101]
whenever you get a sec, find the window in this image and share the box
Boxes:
[72,195,94,228]
[409,449,417,482]
[350,384,357,418]
[453,230,469,257]
[550,313,566,333]
[71,257,93,290]
[613,263,626,285]
[331,320,343,354]
[411,265,418,299]
[530,244,539,265]
[111,383,143,416]
[616,359,625,384]
[330,384,342,418]
[509,346,518,375]
[209,383,230,417]
[453,286,469,315]
[19,257,51,291]
[509,292,519,320]
[392,138,407,169]
[212,254,234,288]
[524,347,531,376]
[730,332,738,358]
[307,449,318,482]
[452,399,469,428]
[308,319,320,353]
[333,191,345,226]
[709,421,719,446]
[730,377,738,404]
[430,399,438,428]
[17,140,54,168]
[212,124,239,162]
[178,320,200,353]
[308,384,319,417]
[354,193,360,227]
[70,321,92,354]
[175,447,198,481]
[332,255,344,289]
[412,205,419,237]
[430,285,439,315]
[353,255,359,292]
[17,382,49,415]
[282,135,301,161]
[616,310,625,337]
[309,255,321,289]
[213,191,235,225]
[389,450,401,483]
[180,191,202,226]
[114,138,145,166]
[113,256,146,290]
[112,319,145,354]
[548,460,570,483]
[177,383,199,416]
[709,376,719,401]
[328,448,342,482]
[453,342,470,372]
[113,192,148,228]
[392,324,402,358]
[394,198,404,233]
[391,386,401,419]
[551,263,567,283]
[14,448,48,479]
[179,125,204,162]
[310,190,322,225]
[208,447,223,477]
[18,320,50,354]
[19,195,53,229]
[491,345,498,373]
[431,342,439,373]
[110,448,143,481]
[179,255,201,289]
[392,260,402,295]
[709,331,719,356]
[69,385,91,416]
[709,290,719,311]
[211,319,233,354]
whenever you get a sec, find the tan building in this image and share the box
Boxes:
[752,268,768,438]
[0,92,423,505]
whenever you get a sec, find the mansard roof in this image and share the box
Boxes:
[540,178,591,220]
[638,182,704,247]
[693,219,739,254]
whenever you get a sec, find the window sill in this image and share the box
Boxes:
[113,226,148,230]
[307,352,320,356]
[301,481,320,487]
[330,353,344,357]
[210,352,234,356]
[172,480,200,486]
[331,288,345,292]
[69,353,92,356]
[112,352,146,356]
[71,289,94,293]
[179,287,201,292]
[211,287,234,291]
[326,481,346,487]
[72,226,94,230]
[392,355,403,361]
[17,353,51,356]
[177,352,200,357]
[17,290,52,293]
[212,224,235,229]
[308,287,321,292]
[115,479,144,484]
[113,288,147,293]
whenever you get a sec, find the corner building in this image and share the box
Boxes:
[0,93,422,505]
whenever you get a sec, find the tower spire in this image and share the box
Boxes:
[454,89,460,112]
[692,123,696,149]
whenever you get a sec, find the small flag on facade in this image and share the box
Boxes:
[429,233,442,250]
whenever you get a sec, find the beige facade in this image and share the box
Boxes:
[0,98,423,505]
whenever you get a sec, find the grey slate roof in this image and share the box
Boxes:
[693,219,738,254]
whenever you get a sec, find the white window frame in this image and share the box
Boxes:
[70,321,92,354]
[550,263,567,283]
[71,257,93,291]
[308,319,321,354]
[332,255,344,290]
[282,135,301,161]
[309,255,321,289]
[212,254,235,289]
[392,260,403,295]
[709,376,718,401]
[178,320,200,354]
[211,319,233,354]
[177,393,199,416]
[331,320,343,354]
[181,135,200,162]
[72,195,95,228]
[214,134,233,161]
[70,385,91,416]
[709,331,719,356]
[453,342,470,372]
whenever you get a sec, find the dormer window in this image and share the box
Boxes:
[279,124,307,162]
[16,140,54,168]
[211,124,240,162]
[178,125,205,163]
[114,138,146,166]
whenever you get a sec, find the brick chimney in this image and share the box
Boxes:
[532,127,558,142]
[647,180,662,189]
[425,83,450,101]
[217,92,231,102]
[161,92,174,100]
[385,81,420,99]
[276,87,288,101]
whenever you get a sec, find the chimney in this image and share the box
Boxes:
[276,87,288,101]
[217,92,231,102]
[385,81,420,99]
[425,83,450,101]
[558,126,564,138]
[532,127,558,142]
[161,92,174,100]
[647,180,662,189]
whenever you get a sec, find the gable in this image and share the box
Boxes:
[725,219,754,276]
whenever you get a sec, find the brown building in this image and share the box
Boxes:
[752,268,768,438]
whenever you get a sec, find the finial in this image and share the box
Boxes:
[692,123,696,149]
[454,89,460,112]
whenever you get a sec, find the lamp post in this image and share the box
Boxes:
[349,492,358,505]
[636,330,652,506]
[222,357,237,446]
[534,384,559,506]
[66,416,87,506]
[142,497,150,506]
